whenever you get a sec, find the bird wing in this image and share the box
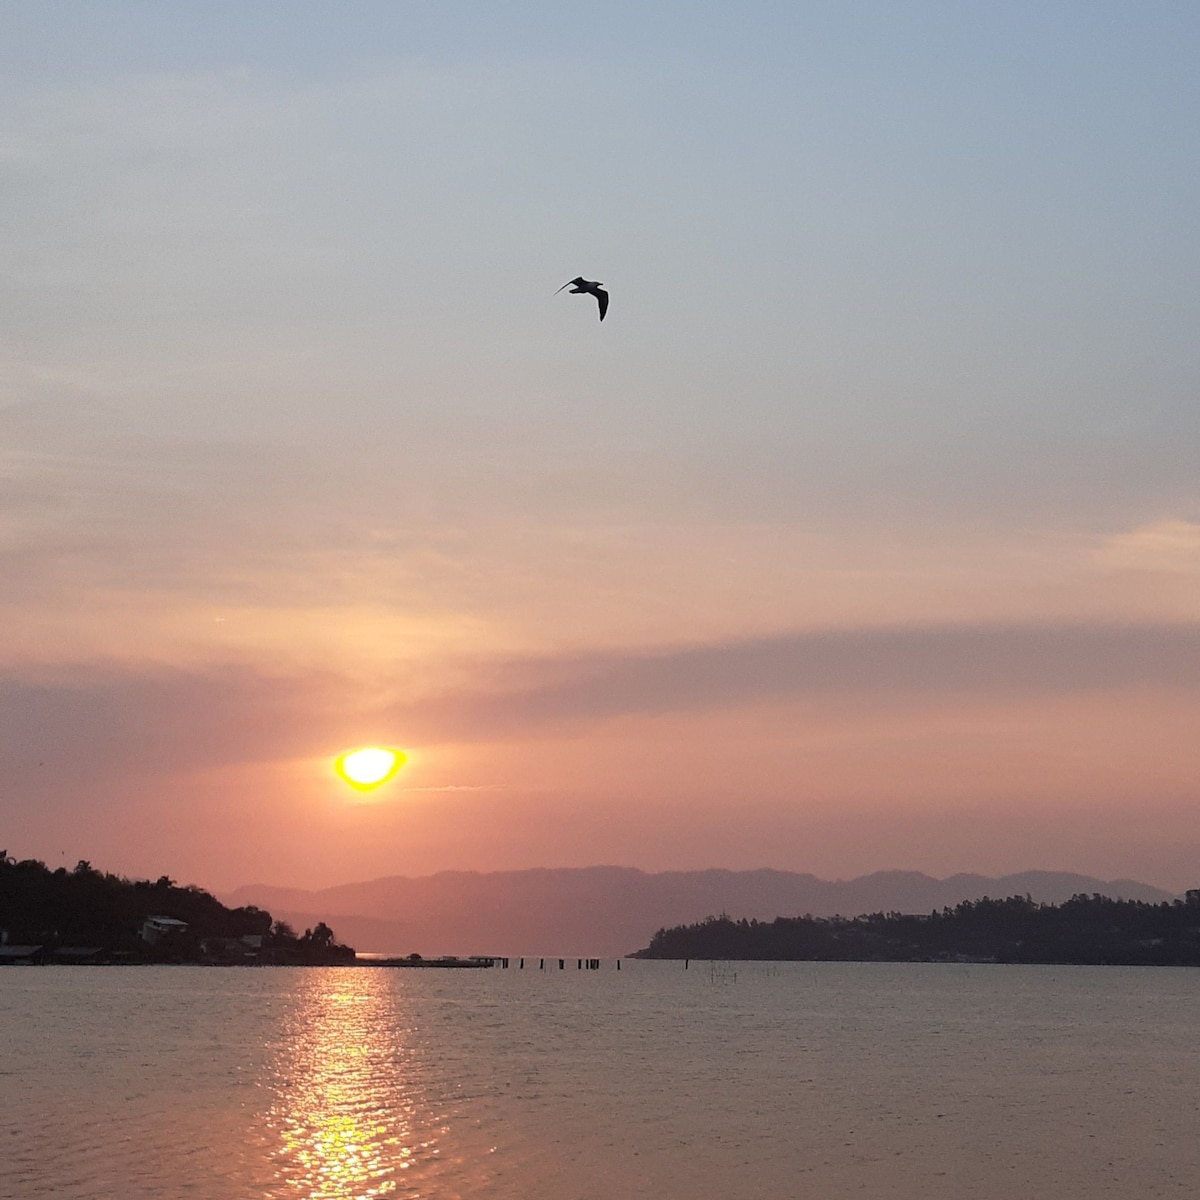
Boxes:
[595,287,609,321]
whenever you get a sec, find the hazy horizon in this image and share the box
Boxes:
[4,3,1200,895]
[222,861,1185,900]
[225,863,1180,960]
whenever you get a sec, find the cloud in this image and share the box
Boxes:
[0,661,366,786]
[404,620,1200,738]
[1095,519,1200,576]
[4,619,1199,794]
[398,784,512,793]
[0,399,477,617]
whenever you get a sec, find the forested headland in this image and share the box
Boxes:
[0,852,355,964]
[633,891,1200,966]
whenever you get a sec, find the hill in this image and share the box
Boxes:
[0,853,354,964]
[226,867,1174,958]
[633,891,1200,965]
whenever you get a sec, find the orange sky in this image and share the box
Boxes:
[3,5,1200,894]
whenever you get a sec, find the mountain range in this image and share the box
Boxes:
[226,867,1176,958]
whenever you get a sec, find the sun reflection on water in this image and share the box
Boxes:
[263,970,435,1199]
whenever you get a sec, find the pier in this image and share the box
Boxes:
[353,955,624,970]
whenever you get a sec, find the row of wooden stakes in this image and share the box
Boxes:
[493,957,617,969]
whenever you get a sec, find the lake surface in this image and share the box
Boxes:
[1,961,1197,1199]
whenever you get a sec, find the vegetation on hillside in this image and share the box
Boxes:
[633,891,1200,966]
[0,852,355,964]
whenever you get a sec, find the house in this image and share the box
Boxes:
[200,936,259,963]
[53,946,106,965]
[140,915,189,944]
[0,944,47,965]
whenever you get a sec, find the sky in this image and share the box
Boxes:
[2,2,1199,893]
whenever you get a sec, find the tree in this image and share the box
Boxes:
[305,922,335,948]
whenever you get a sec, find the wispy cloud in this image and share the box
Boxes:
[398,784,513,793]
[0,661,366,786]
[4,620,1199,792]
[398,619,1200,739]
[1095,519,1200,576]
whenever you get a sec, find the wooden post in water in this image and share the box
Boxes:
[559,958,564,969]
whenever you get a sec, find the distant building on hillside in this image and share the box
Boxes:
[140,915,189,944]
[0,944,47,965]
[199,935,262,963]
[53,947,105,965]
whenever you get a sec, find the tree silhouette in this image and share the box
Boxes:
[634,892,1200,965]
[0,854,354,963]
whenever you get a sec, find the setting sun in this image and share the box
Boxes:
[334,747,407,791]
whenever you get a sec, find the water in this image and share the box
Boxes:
[2,961,1198,1198]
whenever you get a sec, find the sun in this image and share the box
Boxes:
[334,747,407,791]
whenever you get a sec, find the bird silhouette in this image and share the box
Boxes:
[555,276,608,321]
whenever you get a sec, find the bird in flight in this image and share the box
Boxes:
[555,276,609,321]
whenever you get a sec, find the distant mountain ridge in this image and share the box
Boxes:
[226,867,1175,958]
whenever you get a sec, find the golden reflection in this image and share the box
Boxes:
[264,969,433,1199]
